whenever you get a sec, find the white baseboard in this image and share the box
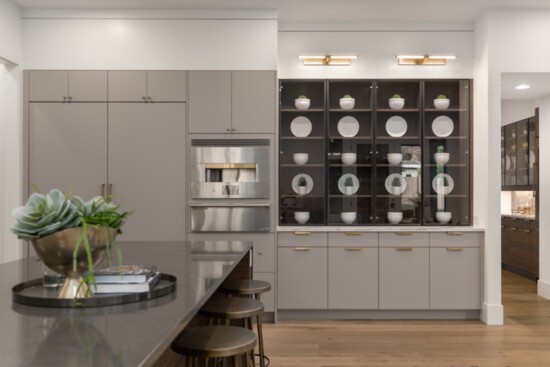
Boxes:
[538,279,550,300]
[481,302,504,325]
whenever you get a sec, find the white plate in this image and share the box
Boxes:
[505,155,511,170]
[432,173,454,195]
[385,116,407,137]
[337,116,360,137]
[530,150,535,167]
[384,173,407,194]
[292,173,314,194]
[432,115,454,137]
[290,116,312,137]
[338,174,360,195]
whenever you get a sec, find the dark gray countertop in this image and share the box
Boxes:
[0,241,252,367]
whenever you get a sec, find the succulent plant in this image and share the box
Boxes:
[436,94,448,99]
[298,177,307,187]
[342,94,353,99]
[344,177,354,187]
[297,95,308,99]
[437,145,445,153]
[392,177,402,187]
[391,94,402,99]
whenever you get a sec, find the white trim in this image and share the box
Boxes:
[278,21,474,32]
[481,302,504,325]
[537,279,550,300]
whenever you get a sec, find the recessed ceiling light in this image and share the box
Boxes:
[515,84,530,90]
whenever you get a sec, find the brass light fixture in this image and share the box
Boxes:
[397,54,456,65]
[299,55,358,66]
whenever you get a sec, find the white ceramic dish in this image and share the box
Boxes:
[433,152,450,165]
[339,98,355,110]
[341,153,357,165]
[338,174,360,195]
[341,212,357,224]
[435,211,452,224]
[433,98,450,110]
[432,115,454,137]
[290,116,312,137]
[387,153,403,166]
[432,173,454,195]
[295,99,310,110]
[384,173,407,195]
[292,173,314,195]
[387,212,403,224]
[385,116,407,137]
[294,211,310,224]
[389,98,405,110]
[293,153,309,165]
[530,150,535,167]
[337,116,360,137]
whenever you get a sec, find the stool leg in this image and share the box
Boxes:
[256,313,265,367]
[186,356,192,367]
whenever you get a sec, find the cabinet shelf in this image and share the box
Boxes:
[280,195,324,198]
[425,194,468,198]
[328,164,372,167]
[424,136,468,140]
[281,108,324,113]
[424,108,467,112]
[329,108,372,112]
[280,136,324,140]
[376,109,420,113]
[329,194,372,198]
[424,164,467,167]
[328,136,372,140]
[280,164,324,167]
[376,136,420,140]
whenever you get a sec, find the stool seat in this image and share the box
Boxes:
[171,326,257,359]
[219,279,271,296]
[201,297,264,320]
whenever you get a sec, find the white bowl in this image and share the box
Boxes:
[293,153,309,165]
[339,98,355,110]
[341,153,357,165]
[389,98,405,110]
[434,152,450,165]
[294,211,310,224]
[295,99,310,110]
[435,212,452,224]
[387,212,403,224]
[433,98,450,110]
[341,212,356,224]
[387,153,403,166]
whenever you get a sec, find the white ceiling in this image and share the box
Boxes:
[501,73,550,100]
[11,0,550,23]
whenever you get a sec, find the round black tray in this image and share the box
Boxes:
[12,273,177,308]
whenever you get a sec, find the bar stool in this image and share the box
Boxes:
[219,280,271,367]
[171,325,256,367]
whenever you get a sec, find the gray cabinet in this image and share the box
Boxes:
[379,247,429,309]
[108,103,186,241]
[29,70,107,102]
[328,247,378,309]
[277,247,327,309]
[108,71,186,102]
[253,272,275,313]
[328,232,378,247]
[29,103,107,199]
[278,232,327,247]
[188,71,276,134]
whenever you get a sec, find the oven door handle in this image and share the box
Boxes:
[190,203,271,208]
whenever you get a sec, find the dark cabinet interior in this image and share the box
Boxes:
[279,79,472,226]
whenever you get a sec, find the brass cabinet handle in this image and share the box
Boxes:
[142,96,147,101]
[294,231,311,235]
[447,247,464,252]
[67,96,72,101]
[396,247,413,251]
[232,128,236,132]
[344,232,362,236]
[107,183,113,202]
[510,227,517,231]
[101,183,106,198]
[63,96,67,101]
[258,251,264,255]
[447,232,464,236]
[294,247,311,251]
[396,232,413,236]
[147,96,152,101]
[523,229,531,233]
[345,247,362,251]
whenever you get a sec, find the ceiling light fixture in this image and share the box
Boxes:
[515,84,531,90]
[299,55,358,66]
[397,54,457,65]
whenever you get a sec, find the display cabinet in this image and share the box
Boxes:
[502,116,536,190]
[279,79,472,226]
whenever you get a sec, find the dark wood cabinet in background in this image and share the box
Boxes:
[501,216,539,279]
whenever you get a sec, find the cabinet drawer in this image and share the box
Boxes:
[379,232,429,248]
[429,232,481,248]
[278,232,327,247]
[329,232,378,248]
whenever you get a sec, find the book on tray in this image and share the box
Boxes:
[93,265,157,283]
[93,271,161,294]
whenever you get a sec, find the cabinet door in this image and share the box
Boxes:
[379,247,429,309]
[29,103,107,199]
[108,103,186,241]
[253,272,275,313]
[328,247,378,309]
[430,248,480,309]
[68,71,107,102]
[29,71,68,101]
[232,71,276,133]
[277,247,327,309]
[188,71,231,133]
[108,71,147,102]
[147,71,186,102]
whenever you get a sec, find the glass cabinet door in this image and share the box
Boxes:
[423,80,470,225]
[501,127,505,186]
[516,119,529,186]
[528,117,536,185]
[504,123,517,186]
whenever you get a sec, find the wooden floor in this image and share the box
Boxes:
[263,270,550,367]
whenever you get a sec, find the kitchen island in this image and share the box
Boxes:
[0,241,252,367]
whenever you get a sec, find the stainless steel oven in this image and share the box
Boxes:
[190,203,270,232]
[191,139,270,199]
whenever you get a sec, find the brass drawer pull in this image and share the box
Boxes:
[447,232,464,235]
[344,232,362,236]
[523,229,531,233]
[294,247,311,251]
[344,247,362,251]
[294,231,311,236]
[447,247,464,252]
[510,227,518,231]
[396,247,413,251]
[395,232,413,236]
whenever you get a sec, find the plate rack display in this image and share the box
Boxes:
[279,79,472,226]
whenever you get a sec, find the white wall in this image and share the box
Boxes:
[0,0,23,64]
[22,12,277,70]
[538,93,550,299]
[501,99,535,126]
[278,30,473,79]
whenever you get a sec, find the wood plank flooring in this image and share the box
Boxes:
[262,270,550,367]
